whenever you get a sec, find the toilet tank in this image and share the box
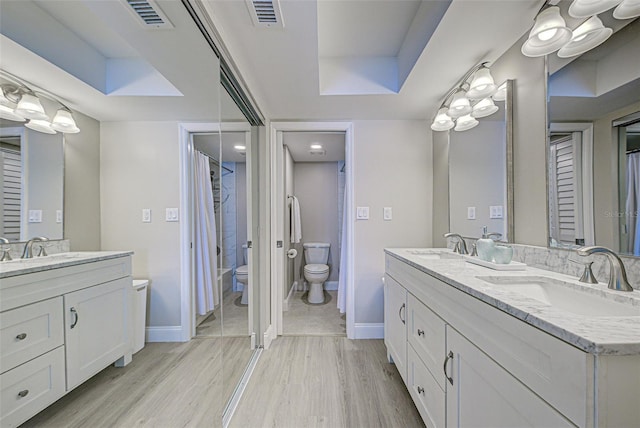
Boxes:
[303,242,330,264]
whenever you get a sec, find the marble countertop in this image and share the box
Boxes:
[0,251,134,279]
[385,248,640,356]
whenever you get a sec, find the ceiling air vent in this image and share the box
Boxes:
[309,150,326,156]
[124,0,173,29]
[245,0,284,28]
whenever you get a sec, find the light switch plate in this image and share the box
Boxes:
[383,207,392,221]
[356,206,369,220]
[142,209,151,223]
[56,210,63,223]
[490,205,503,219]
[166,208,179,222]
[28,210,42,223]
[467,207,476,220]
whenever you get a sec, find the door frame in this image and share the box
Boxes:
[178,122,252,342]
[269,121,355,339]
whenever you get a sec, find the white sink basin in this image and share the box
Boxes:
[407,250,462,260]
[477,276,640,317]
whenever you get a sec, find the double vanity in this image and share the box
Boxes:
[384,248,640,427]
[0,251,133,427]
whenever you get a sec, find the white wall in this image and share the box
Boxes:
[100,121,181,328]
[235,162,247,266]
[432,130,449,247]
[353,120,432,324]
[293,162,340,282]
[64,111,101,250]
[284,146,296,296]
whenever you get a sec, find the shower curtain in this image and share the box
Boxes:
[194,151,219,315]
[625,152,640,255]
[337,172,348,314]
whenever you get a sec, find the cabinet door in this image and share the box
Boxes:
[64,277,130,390]
[384,275,407,383]
[445,327,573,428]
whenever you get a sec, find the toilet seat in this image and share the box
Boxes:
[236,265,248,275]
[304,264,329,274]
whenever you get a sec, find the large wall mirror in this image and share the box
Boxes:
[547,15,640,256]
[0,125,64,242]
[448,79,514,242]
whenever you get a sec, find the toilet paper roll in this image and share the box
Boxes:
[287,249,298,259]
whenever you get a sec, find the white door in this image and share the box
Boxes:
[64,278,130,390]
[446,326,572,427]
[384,275,407,383]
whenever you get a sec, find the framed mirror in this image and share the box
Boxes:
[0,125,64,242]
[447,79,514,242]
[547,16,640,255]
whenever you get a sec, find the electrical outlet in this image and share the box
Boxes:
[166,208,179,222]
[356,206,369,220]
[467,207,476,220]
[383,207,392,221]
[142,209,151,223]
[56,210,63,223]
[28,210,42,223]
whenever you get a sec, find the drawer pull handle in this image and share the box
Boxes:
[399,303,406,325]
[417,386,424,395]
[417,329,425,337]
[16,333,27,340]
[444,350,454,385]
[18,389,29,398]
[70,307,79,329]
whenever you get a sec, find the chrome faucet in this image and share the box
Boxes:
[21,237,49,259]
[0,237,9,244]
[444,233,468,255]
[577,246,634,292]
[0,237,11,261]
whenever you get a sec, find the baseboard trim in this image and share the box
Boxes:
[354,323,384,339]
[325,280,338,291]
[263,324,276,349]
[283,281,297,311]
[146,326,184,342]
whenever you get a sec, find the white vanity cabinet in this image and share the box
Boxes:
[384,275,407,383]
[384,251,640,428]
[0,253,132,427]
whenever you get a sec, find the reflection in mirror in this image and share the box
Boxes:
[448,80,513,242]
[0,126,63,241]
[547,17,640,255]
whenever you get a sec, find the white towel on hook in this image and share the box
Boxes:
[290,196,302,244]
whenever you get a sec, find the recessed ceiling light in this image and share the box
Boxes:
[234,144,246,151]
[310,144,323,150]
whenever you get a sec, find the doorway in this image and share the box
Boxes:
[270,122,355,339]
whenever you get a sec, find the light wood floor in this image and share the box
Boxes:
[283,291,346,336]
[21,337,252,428]
[231,336,424,428]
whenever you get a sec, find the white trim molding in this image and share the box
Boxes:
[354,323,384,339]
[146,326,184,343]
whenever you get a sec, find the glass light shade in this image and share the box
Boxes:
[0,89,17,108]
[568,0,623,18]
[51,109,80,133]
[25,119,57,134]
[472,98,499,118]
[15,93,48,120]
[558,16,612,58]
[466,68,497,99]
[447,91,472,118]
[431,108,455,131]
[613,0,640,18]
[454,114,479,132]
[521,7,573,57]
[492,83,507,101]
[0,104,26,122]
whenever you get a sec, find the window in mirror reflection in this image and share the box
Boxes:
[0,135,21,240]
[618,119,640,255]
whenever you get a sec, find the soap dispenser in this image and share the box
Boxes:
[476,226,496,262]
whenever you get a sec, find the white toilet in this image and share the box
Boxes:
[303,242,330,304]
[236,244,249,305]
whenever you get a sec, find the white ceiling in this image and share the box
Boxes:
[283,132,345,162]
[0,0,545,124]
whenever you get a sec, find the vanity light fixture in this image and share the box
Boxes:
[521,6,573,57]
[568,0,623,18]
[557,15,613,57]
[447,89,472,118]
[472,97,500,118]
[492,82,508,102]
[466,66,498,99]
[0,71,81,134]
[454,114,479,132]
[430,107,455,131]
[613,0,640,18]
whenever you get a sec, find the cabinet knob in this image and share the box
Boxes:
[16,333,27,340]
[417,386,424,395]
[18,389,29,398]
[417,329,425,337]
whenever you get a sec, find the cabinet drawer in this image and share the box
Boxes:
[407,345,445,428]
[1,297,64,373]
[0,346,66,428]
[407,293,446,390]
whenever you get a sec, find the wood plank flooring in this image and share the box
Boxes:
[230,337,424,428]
